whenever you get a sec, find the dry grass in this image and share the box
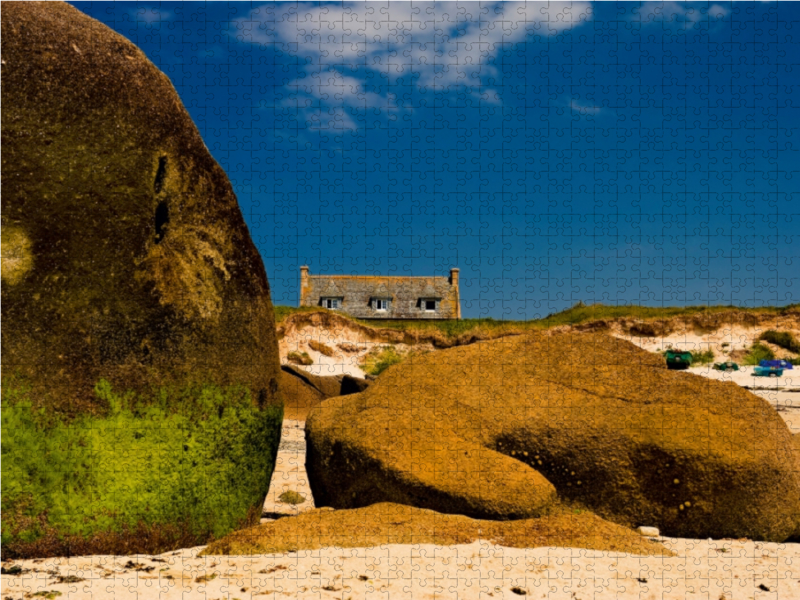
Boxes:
[286,351,313,366]
[202,503,671,557]
[275,303,800,350]
[308,340,335,357]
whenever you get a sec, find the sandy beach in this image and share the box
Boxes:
[3,535,798,600]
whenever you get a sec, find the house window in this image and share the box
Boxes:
[422,299,438,312]
[321,297,342,309]
[373,298,390,312]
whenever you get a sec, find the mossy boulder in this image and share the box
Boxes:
[1,2,282,556]
[306,332,800,541]
[1,2,280,411]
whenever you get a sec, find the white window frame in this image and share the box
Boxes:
[422,298,438,312]
[373,298,389,312]
[321,297,342,309]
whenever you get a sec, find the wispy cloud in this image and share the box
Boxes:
[632,2,729,29]
[570,99,601,115]
[130,7,172,24]
[288,70,398,111]
[232,2,592,129]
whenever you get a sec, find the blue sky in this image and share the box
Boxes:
[72,1,799,318]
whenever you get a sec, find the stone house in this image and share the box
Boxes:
[299,266,461,320]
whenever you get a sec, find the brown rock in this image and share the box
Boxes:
[1,2,280,410]
[202,502,671,557]
[281,364,343,398]
[340,374,371,395]
[279,367,371,419]
[306,332,800,541]
[280,370,325,421]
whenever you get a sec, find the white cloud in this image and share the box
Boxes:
[288,70,398,111]
[232,1,592,125]
[131,7,172,24]
[305,107,359,132]
[570,99,600,115]
[632,2,729,29]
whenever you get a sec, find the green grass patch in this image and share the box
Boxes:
[361,346,420,376]
[350,303,799,339]
[1,380,282,557]
[759,330,800,354]
[278,490,306,505]
[690,350,716,365]
[275,303,799,346]
[287,351,313,366]
[742,343,776,365]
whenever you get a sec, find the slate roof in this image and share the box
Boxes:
[299,269,460,320]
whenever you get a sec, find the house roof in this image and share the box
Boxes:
[300,273,460,319]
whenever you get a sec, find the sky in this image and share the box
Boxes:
[71,1,799,318]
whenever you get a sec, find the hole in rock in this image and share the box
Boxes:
[154,200,169,243]
[153,156,167,193]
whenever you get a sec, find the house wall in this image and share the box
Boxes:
[298,269,460,320]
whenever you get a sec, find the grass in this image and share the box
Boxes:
[278,490,306,505]
[361,346,414,376]
[274,302,799,343]
[759,330,800,354]
[691,350,716,365]
[274,305,332,324]
[287,351,313,366]
[2,380,283,557]
[308,340,335,357]
[742,343,776,366]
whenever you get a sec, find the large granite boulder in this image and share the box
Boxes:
[306,332,800,541]
[281,364,345,398]
[280,370,325,421]
[1,2,282,556]
[280,365,371,420]
[2,1,280,410]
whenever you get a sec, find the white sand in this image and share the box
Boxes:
[688,365,800,433]
[261,420,315,519]
[3,536,798,600]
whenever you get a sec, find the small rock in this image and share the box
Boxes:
[637,526,660,537]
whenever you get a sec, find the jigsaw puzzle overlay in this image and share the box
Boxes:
[2,1,799,599]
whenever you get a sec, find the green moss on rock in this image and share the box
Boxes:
[2,381,283,558]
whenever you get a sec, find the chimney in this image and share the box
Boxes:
[449,267,459,287]
[299,266,309,306]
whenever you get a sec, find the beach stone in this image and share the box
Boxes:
[281,364,344,398]
[280,370,325,421]
[306,331,800,541]
[280,367,371,420]
[1,2,281,409]
[637,526,660,537]
[340,374,372,395]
